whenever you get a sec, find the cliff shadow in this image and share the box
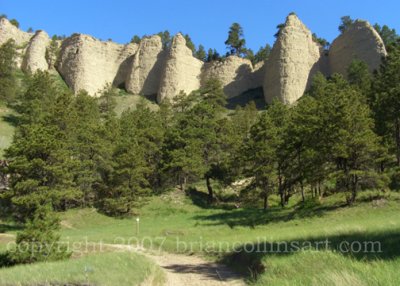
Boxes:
[141,51,167,96]
[226,87,266,110]
[113,55,135,89]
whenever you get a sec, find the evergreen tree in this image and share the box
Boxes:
[184,34,196,55]
[373,24,399,47]
[338,16,354,33]
[158,30,171,49]
[195,44,206,61]
[243,111,279,210]
[225,23,246,56]
[8,204,71,264]
[0,39,18,103]
[130,35,141,44]
[372,44,400,166]
[253,44,272,64]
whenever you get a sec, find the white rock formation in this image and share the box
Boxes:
[57,34,138,95]
[157,33,203,102]
[201,56,255,98]
[251,61,266,89]
[0,18,32,46]
[125,35,166,95]
[263,14,321,104]
[0,17,33,67]
[329,20,387,76]
[22,30,50,73]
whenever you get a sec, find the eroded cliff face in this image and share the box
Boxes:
[57,34,138,95]
[21,30,50,73]
[0,15,389,103]
[201,56,256,98]
[263,14,321,104]
[0,18,33,67]
[329,20,387,76]
[125,35,166,96]
[157,33,203,102]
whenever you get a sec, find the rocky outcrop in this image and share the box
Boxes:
[125,35,166,95]
[57,34,138,95]
[21,30,50,73]
[251,61,266,89]
[263,14,321,104]
[0,18,32,46]
[157,33,203,102]
[329,20,387,76]
[201,56,256,98]
[0,18,33,67]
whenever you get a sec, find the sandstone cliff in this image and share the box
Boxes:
[0,18,33,67]
[201,56,256,98]
[157,33,203,102]
[329,20,387,76]
[263,14,321,104]
[21,30,50,73]
[57,34,138,95]
[125,35,166,95]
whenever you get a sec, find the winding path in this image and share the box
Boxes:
[108,244,246,286]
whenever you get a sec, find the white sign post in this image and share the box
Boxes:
[136,217,140,235]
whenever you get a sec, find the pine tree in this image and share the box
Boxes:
[0,39,18,103]
[8,204,71,264]
[225,23,246,56]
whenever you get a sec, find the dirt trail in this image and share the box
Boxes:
[109,244,246,286]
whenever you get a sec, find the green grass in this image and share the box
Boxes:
[0,104,16,158]
[1,188,400,285]
[0,252,164,286]
[114,92,159,116]
[49,189,400,285]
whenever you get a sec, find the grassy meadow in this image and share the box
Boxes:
[1,186,397,285]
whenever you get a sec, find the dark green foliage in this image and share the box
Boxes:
[130,35,141,44]
[312,33,330,50]
[373,24,399,47]
[45,37,60,68]
[225,23,246,56]
[9,19,19,28]
[371,44,400,166]
[158,30,171,49]
[96,101,164,216]
[253,44,271,64]
[347,59,372,95]
[206,48,221,62]
[274,23,285,38]
[338,16,354,33]
[184,34,196,54]
[0,39,18,103]
[195,44,206,61]
[8,204,71,264]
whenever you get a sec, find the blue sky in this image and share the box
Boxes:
[2,0,399,53]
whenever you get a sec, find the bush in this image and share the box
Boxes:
[7,205,71,265]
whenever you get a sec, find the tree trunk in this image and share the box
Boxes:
[350,175,358,205]
[396,118,400,166]
[206,176,213,204]
[300,180,305,203]
[279,171,284,207]
[263,187,269,211]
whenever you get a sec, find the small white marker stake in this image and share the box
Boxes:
[136,217,140,235]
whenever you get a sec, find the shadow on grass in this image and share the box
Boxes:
[186,187,238,211]
[1,113,20,127]
[193,199,347,228]
[220,230,400,279]
[0,223,22,233]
